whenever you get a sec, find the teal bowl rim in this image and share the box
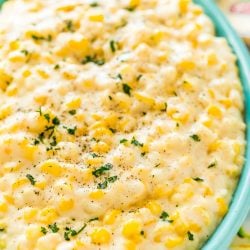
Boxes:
[193,0,250,249]
[0,0,249,249]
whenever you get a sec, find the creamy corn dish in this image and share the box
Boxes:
[0,0,246,249]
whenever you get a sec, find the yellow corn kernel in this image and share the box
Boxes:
[208,140,222,153]
[12,178,28,190]
[89,190,105,200]
[92,127,112,138]
[207,52,218,66]
[22,69,31,78]
[22,143,37,161]
[9,40,19,50]
[89,14,104,22]
[34,93,47,105]
[122,220,142,240]
[90,228,111,244]
[85,157,103,167]
[0,104,12,120]
[56,4,76,12]
[58,198,74,212]
[202,118,212,128]
[0,239,6,249]
[189,222,201,233]
[124,240,137,250]
[0,69,12,91]
[6,83,18,96]
[178,60,195,71]
[129,0,140,7]
[66,97,81,110]
[203,186,214,196]
[91,141,110,154]
[38,207,58,224]
[151,30,164,44]
[134,92,155,106]
[152,184,173,199]
[217,197,228,216]
[165,236,183,248]
[23,208,38,223]
[0,201,8,213]
[174,220,189,236]
[219,99,232,109]
[26,225,43,241]
[39,160,63,177]
[172,112,189,124]
[3,194,14,205]
[146,201,162,216]
[208,105,222,119]
[68,37,89,51]
[34,180,46,190]
[179,0,190,13]
[103,209,121,225]
[183,81,193,91]
[9,53,26,63]
[37,69,49,79]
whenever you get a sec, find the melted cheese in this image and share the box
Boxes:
[0,0,245,249]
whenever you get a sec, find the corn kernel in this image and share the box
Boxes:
[38,207,58,224]
[58,198,74,212]
[165,236,183,248]
[0,69,12,91]
[35,180,47,190]
[9,40,19,50]
[3,194,14,205]
[6,83,18,96]
[219,99,232,109]
[207,53,218,66]
[39,160,63,177]
[89,190,105,200]
[0,239,6,249]
[178,60,195,71]
[208,105,222,119]
[122,219,142,240]
[208,140,222,153]
[89,14,104,22]
[134,92,155,106]
[146,201,162,216]
[66,97,81,110]
[189,222,201,233]
[37,69,49,79]
[91,141,110,154]
[216,197,228,216]
[124,240,137,250]
[129,0,140,8]
[12,178,29,190]
[103,209,121,225]
[179,0,191,13]
[3,161,21,173]
[0,201,8,213]
[0,104,12,120]
[26,225,43,241]
[23,207,38,223]
[90,228,111,244]
[154,225,173,242]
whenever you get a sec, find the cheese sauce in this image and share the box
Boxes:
[0,0,245,249]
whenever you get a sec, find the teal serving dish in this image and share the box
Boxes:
[193,1,250,249]
[0,0,249,249]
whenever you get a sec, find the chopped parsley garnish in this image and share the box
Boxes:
[41,227,47,235]
[44,113,50,122]
[109,128,116,133]
[21,50,29,56]
[82,55,105,66]
[237,227,250,239]
[54,64,60,70]
[48,223,59,233]
[110,40,117,53]
[31,34,52,42]
[190,134,201,142]
[64,224,87,241]
[0,228,5,232]
[193,177,204,182]
[64,126,77,135]
[97,176,118,189]
[117,73,123,80]
[140,230,145,235]
[90,2,99,7]
[90,153,100,158]
[120,138,128,144]
[131,137,143,147]
[26,174,36,185]
[208,161,217,168]
[122,83,132,96]
[65,20,74,32]
[69,110,76,115]
[160,211,169,221]
[187,231,194,241]
[136,74,143,81]
[88,217,99,222]
[125,6,136,12]
[92,163,113,177]
[52,117,60,125]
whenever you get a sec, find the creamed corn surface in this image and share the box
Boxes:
[0,0,245,249]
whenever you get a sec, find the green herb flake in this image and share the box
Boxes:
[92,163,113,177]
[136,74,143,81]
[52,117,60,125]
[237,227,250,239]
[82,55,105,66]
[41,227,47,235]
[88,217,99,222]
[160,211,169,221]
[97,179,108,189]
[54,64,60,70]
[26,174,36,185]
[48,223,59,233]
[65,20,74,32]
[90,2,99,7]
[44,113,50,122]
[109,128,117,134]
[187,231,194,241]
[122,83,132,96]
[131,137,143,147]
[64,126,77,135]
[110,40,117,53]
[193,177,204,182]
[208,161,217,169]
[69,110,76,115]
[161,102,168,112]
[190,134,201,142]
[107,176,118,183]
[64,224,87,241]
[120,138,128,144]
[21,50,29,56]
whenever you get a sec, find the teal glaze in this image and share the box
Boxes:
[194,1,250,250]
[0,0,249,249]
